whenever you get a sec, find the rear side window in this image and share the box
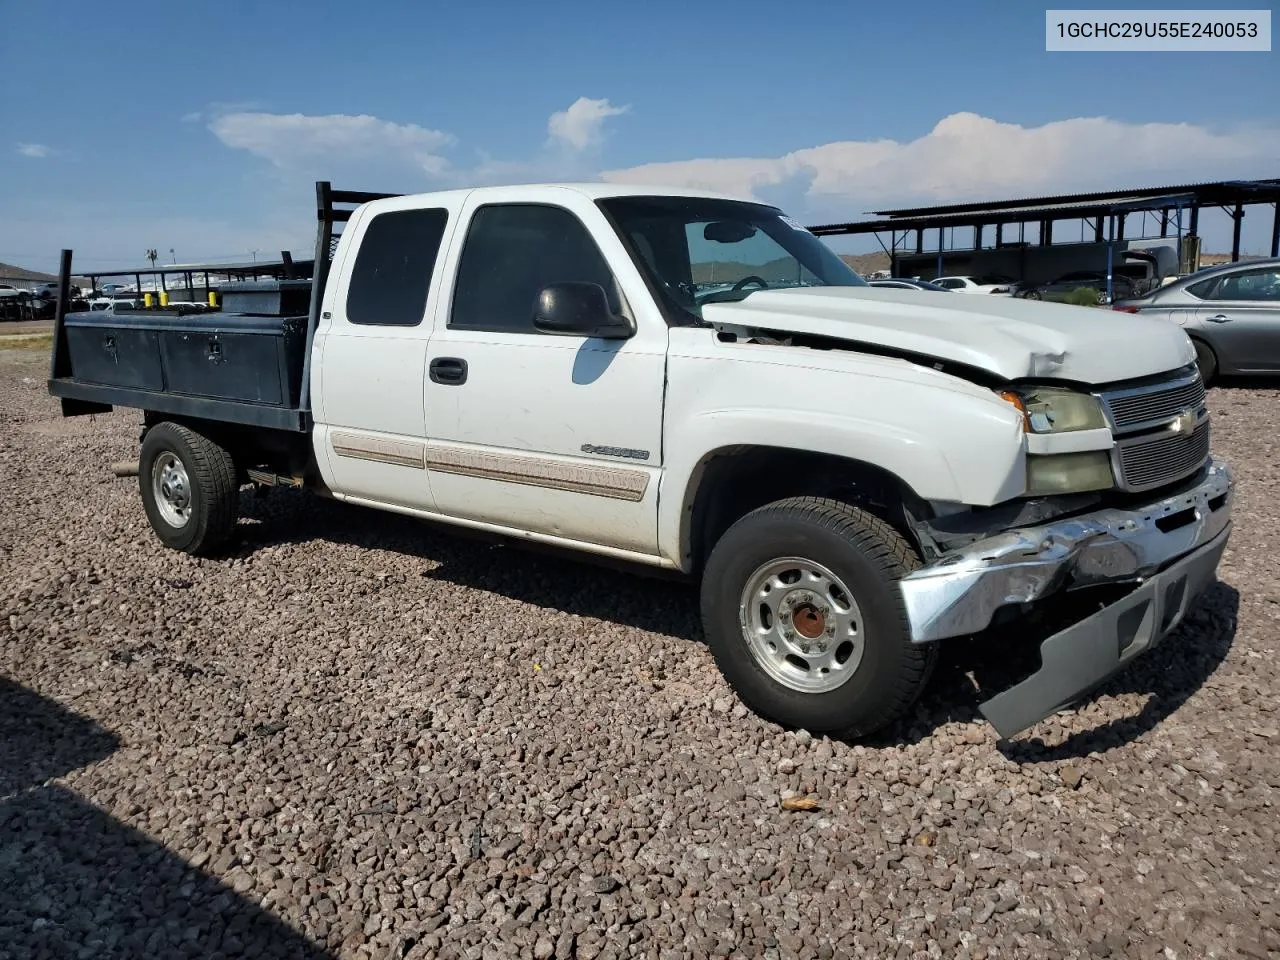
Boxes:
[346,208,448,326]
[1186,277,1219,299]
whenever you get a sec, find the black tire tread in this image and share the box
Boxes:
[701,496,937,739]
[140,422,238,555]
[1192,338,1218,385]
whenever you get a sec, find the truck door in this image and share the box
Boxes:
[422,190,666,558]
[312,198,460,509]
[1192,265,1280,373]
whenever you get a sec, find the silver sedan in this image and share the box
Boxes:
[1112,258,1280,384]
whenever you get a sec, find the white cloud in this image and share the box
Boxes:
[547,97,629,151]
[602,112,1280,211]
[209,112,455,175]
[16,143,55,159]
[597,156,787,200]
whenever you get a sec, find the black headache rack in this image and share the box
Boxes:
[47,182,403,432]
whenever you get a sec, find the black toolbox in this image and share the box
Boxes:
[62,310,308,407]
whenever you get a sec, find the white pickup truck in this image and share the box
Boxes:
[47,181,1233,740]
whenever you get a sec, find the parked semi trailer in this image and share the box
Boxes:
[47,182,1232,739]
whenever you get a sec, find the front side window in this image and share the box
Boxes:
[597,195,864,324]
[450,204,621,333]
[1215,267,1280,302]
[346,207,449,326]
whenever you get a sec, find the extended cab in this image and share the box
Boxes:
[47,182,1233,739]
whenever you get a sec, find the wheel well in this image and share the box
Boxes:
[141,414,314,481]
[1187,335,1219,379]
[685,447,929,574]
[1188,334,1216,359]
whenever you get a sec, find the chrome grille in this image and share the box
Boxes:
[1116,420,1211,492]
[1097,367,1211,492]
[1103,377,1205,430]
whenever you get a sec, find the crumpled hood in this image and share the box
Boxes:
[701,286,1195,383]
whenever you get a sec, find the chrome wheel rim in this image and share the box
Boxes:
[152,453,191,528]
[738,557,865,694]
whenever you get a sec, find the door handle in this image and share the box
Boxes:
[1205,314,1232,323]
[429,357,468,385]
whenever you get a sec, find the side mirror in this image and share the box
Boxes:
[532,282,633,339]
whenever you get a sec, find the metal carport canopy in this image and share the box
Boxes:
[806,193,1201,236]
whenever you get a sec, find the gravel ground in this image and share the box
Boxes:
[1,345,1277,959]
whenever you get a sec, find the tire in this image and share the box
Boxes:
[1192,339,1218,386]
[138,421,239,555]
[700,497,937,739]
[1024,291,1041,300]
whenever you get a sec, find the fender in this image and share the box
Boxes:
[658,341,1029,567]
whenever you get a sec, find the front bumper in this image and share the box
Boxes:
[899,459,1233,737]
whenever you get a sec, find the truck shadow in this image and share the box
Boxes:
[237,492,1239,758]
[875,581,1240,761]
[238,490,703,639]
[0,677,333,959]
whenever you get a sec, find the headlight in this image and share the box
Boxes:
[998,386,1108,433]
[1025,452,1114,495]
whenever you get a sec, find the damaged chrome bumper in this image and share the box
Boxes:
[899,459,1233,737]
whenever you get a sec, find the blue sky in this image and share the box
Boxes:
[2,0,1277,272]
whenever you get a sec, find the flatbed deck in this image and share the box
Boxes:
[46,183,401,432]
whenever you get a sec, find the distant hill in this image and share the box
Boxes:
[0,261,91,289]
[839,252,891,276]
[692,257,803,284]
[0,261,59,285]
[692,251,892,284]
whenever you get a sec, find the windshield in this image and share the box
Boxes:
[597,195,865,323]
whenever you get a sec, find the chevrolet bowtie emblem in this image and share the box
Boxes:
[1168,408,1197,435]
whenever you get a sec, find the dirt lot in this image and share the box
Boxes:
[1,344,1277,959]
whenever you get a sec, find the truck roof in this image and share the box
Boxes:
[357,182,759,211]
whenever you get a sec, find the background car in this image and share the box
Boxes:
[867,278,952,292]
[1022,271,1140,305]
[1111,257,1280,383]
[932,275,1014,295]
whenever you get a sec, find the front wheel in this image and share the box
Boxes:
[700,497,937,739]
[139,421,240,555]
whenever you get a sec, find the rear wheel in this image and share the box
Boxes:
[139,422,239,555]
[1192,339,1218,385]
[700,497,937,739]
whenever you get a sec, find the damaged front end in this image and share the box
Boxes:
[899,460,1232,738]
